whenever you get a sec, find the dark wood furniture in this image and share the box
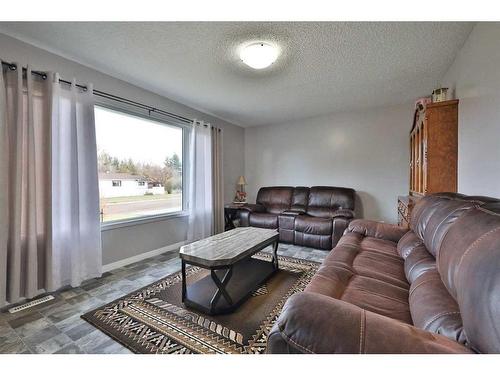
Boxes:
[399,99,458,227]
[179,227,279,315]
[409,99,458,196]
[397,195,419,229]
[224,203,245,231]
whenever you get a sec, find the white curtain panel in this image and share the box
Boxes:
[0,66,101,307]
[187,121,213,241]
[50,74,102,289]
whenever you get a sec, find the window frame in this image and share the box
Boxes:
[94,102,189,231]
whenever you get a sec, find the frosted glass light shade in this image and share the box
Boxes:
[240,42,279,69]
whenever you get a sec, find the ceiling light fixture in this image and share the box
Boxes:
[239,42,279,70]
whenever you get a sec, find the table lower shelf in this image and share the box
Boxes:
[184,257,276,315]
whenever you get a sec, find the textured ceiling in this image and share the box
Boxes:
[0,22,474,127]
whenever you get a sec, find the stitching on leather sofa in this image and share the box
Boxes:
[347,284,410,307]
[428,206,470,253]
[353,267,409,290]
[277,323,315,354]
[456,226,500,272]
[407,257,435,277]
[408,274,441,298]
[359,309,366,353]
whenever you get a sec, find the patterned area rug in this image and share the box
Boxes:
[82,253,320,354]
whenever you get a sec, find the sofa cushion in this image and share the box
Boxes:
[397,231,424,259]
[248,213,278,229]
[278,214,295,243]
[437,207,500,353]
[295,216,332,235]
[348,219,409,243]
[404,245,436,284]
[306,261,411,324]
[290,187,309,213]
[294,216,333,249]
[332,233,409,289]
[421,200,476,257]
[256,186,294,214]
[306,232,412,323]
[409,270,465,343]
[306,186,355,218]
[410,195,475,257]
[268,292,472,354]
[294,232,332,250]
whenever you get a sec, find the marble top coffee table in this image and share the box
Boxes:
[179,227,279,315]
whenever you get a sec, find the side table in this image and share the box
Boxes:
[224,203,246,231]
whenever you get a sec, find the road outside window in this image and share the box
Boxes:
[95,106,183,223]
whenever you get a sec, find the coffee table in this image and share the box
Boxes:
[179,227,279,315]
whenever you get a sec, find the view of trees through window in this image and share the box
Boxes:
[95,106,183,223]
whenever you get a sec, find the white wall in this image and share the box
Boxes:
[244,104,412,223]
[441,23,500,196]
[0,33,245,265]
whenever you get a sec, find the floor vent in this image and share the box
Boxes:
[8,295,55,314]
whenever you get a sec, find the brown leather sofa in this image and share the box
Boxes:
[267,193,500,353]
[239,186,355,249]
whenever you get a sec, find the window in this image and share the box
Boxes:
[95,106,184,223]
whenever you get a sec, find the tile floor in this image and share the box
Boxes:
[0,244,327,354]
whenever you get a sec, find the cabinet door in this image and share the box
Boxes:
[422,118,428,194]
[416,126,422,193]
[426,102,458,193]
[410,134,414,191]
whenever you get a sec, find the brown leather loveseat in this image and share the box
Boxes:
[268,193,500,353]
[240,186,355,250]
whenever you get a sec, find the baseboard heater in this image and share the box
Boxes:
[8,295,55,314]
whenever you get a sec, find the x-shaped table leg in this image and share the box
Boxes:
[272,240,279,270]
[210,267,233,313]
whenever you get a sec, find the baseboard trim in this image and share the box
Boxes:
[102,240,186,272]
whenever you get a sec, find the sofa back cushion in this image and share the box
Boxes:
[401,194,474,346]
[291,187,310,213]
[409,270,466,344]
[410,194,476,257]
[437,207,500,353]
[256,186,294,214]
[306,186,355,218]
[404,193,500,353]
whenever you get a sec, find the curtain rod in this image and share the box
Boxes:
[1,60,219,130]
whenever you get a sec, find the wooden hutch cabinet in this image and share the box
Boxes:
[398,99,458,228]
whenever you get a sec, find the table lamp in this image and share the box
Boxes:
[234,176,247,203]
[237,176,247,193]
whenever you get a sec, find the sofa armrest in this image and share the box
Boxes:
[331,208,355,219]
[267,292,472,354]
[346,219,408,243]
[239,203,266,213]
[238,204,266,226]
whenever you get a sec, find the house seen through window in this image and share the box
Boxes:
[95,106,183,223]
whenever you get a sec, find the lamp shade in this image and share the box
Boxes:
[237,176,247,185]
